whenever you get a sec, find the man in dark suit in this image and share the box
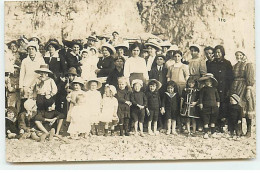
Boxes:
[66,40,83,76]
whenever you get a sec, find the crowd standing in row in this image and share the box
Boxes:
[5,31,255,142]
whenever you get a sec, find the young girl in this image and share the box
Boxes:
[31,64,57,111]
[100,85,119,136]
[161,81,180,135]
[68,94,91,139]
[228,94,243,138]
[116,77,132,136]
[180,77,200,136]
[146,79,162,135]
[66,77,86,122]
[130,79,147,137]
[85,79,102,135]
[5,106,19,139]
[167,50,189,96]
[198,73,220,139]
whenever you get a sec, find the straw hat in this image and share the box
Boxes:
[148,79,162,90]
[87,35,98,42]
[189,44,200,52]
[86,78,102,90]
[114,41,129,51]
[89,47,98,54]
[144,39,162,50]
[80,49,89,56]
[29,35,41,44]
[131,79,143,87]
[26,41,39,51]
[72,77,85,86]
[105,84,117,96]
[6,40,18,49]
[35,64,52,74]
[45,39,61,50]
[101,42,116,55]
[66,67,78,76]
[160,40,172,48]
[166,44,179,53]
[198,73,218,87]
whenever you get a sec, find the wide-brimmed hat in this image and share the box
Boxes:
[62,40,73,48]
[66,67,78,76]
[114,41,129,51]
[131,79,143,87]
[29,35,41,44]
[148,79,162,90]
[71,39,83,50]
[101,42,116,55]
[198,73,218,87]
[105,84,117,96]
[155,54,166,61]
[189,44,200,52]
[87,35,98,42]
[45,39,61,50]
[35,64,52,74]
[72,77,85,86]
[26,41,39,51]
[235,50,246,56]
[6,106,18,117]
[6,40,18,49]
[86,78,102,90]
[24,99,37,111]
[112,31,119,36]
[89,47,98,54]
[80,49,89,56]
[160,40,172,48]
[166,44,179,53]
[144,39,162,50]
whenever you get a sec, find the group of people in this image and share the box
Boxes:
[5,31,255,142]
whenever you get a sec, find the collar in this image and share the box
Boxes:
[70,51,80,57]
[165,92,176,98]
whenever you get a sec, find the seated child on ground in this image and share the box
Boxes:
[5,106,19,139]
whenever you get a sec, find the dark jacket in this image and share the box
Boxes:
[106,68,124,89]
[130,91,147,109]
[6,118,18,135]
[207,58,234,101]
[44,53,67,79]
[66,51,82,75]
[116,89,131,118]
[199,86,220,107]
[97,56,115,77]
[18,111,37,131]
[35,110,65,121]
[149,65,168,96]
[146,91,161,110]
[229,104,243,121]
[161,92,180,111]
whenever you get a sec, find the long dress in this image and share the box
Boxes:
[67,105,92,134]
[99,97,118,123]
[230,62,255,119]
[85,90,102,124]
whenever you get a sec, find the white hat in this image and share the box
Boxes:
[167,44,179,53]
[114,41,129,50]
[101,42,116,55]
[160,40,172,48]
[131,79,143,87]
[144,39,162,50]
[72,77,85,86]
[80,49,89,56]
[35,64,52,74]
[189,43,200,52]
[86,78,102,90]
[105,84,117,96]
[26,41,39,51]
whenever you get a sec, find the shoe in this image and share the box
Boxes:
[187,132,191,137]
[211,133,218,138]
[125,131,130,136]
[245,132,251,138]
[198,128,203,132]
[140,132,145,137]
[172,131,177,135]
[154,131,159,136]
[148,130,154,136]
[166,130,171,135]
[203,133,209,139]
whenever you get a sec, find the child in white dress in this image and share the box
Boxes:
[85,79,102,135]
[100,84,119,136]
[66,77,86,122]
[68,94,91,139]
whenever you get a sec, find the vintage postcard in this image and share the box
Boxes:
[4,0,256,162]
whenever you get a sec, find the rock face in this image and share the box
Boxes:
[5,0,144,42]
[5,0,255,63]
[137,0,255,63]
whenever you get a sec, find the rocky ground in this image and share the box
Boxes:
[6,122,256,163]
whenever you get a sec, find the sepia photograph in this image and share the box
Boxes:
[4,0,256,162]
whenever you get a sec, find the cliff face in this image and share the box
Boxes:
[5,0,255,63]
